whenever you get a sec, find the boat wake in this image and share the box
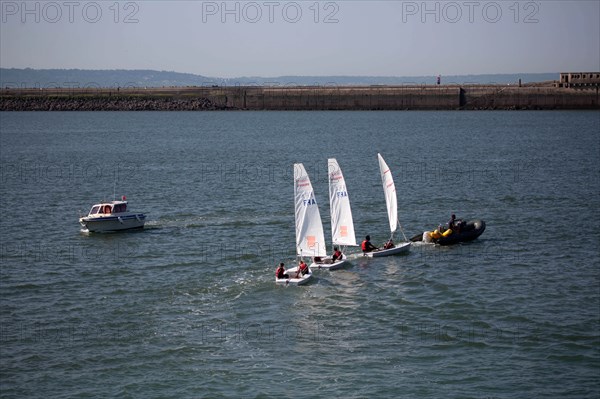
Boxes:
[411,241,434,247]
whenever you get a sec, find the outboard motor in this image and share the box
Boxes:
[423,231,433,243]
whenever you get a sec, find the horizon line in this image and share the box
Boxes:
[0,67,564,80]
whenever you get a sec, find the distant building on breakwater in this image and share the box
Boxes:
[558,72,600,88]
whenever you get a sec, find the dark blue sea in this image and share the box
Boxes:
[1,111,599,398]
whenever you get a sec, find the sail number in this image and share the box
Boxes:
[303,199,316,206]
[336,191,348,197]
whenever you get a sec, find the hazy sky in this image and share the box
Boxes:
[1,0,598,77]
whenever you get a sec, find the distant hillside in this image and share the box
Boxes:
[0,68,559,88]
[0,68,216,88]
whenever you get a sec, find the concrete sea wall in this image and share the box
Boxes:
[1,85,598,111]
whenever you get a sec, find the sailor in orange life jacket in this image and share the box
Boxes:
[331,247,342,262]
[296,260,309,278]
[361,235,378,253]
[275,262,289,279]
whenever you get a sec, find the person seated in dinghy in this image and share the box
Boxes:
[296,260,309,278]
[315,247,343,264]
[331,247,343,262]
[276,263,289,279]
[383,239,394,250]
[361,235,379,254]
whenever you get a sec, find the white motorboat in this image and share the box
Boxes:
[79,197,146,232]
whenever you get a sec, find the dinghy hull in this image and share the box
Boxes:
[365,241,411,257]
[275,266,313,286]
[310,254,347,270]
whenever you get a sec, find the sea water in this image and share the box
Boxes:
[1,111,598,398]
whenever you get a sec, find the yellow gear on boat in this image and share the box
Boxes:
[442,228,453,237]
[431,229,442,239]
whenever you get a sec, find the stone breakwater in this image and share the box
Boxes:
[0,95,223,111]
[1,85,598,111]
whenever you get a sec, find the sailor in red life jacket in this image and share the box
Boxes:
[331,247,342,262]
[275,262,288,279]
[361,235,378,254]
[295,260,309,278]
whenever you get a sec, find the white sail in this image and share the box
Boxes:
[377,153,398,233]
[328,158,357,247]
[294,163,327,257]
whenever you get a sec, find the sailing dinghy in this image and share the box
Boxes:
[276,163,323,285]
[311,158,357,270]
[365,154,411,257]
[275,261,313,286]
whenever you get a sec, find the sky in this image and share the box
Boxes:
[1,0,599,77]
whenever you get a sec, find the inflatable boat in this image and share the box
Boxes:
[410,220,486,246]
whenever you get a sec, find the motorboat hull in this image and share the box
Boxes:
[365,241,411,257]
[80,213,146,232]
